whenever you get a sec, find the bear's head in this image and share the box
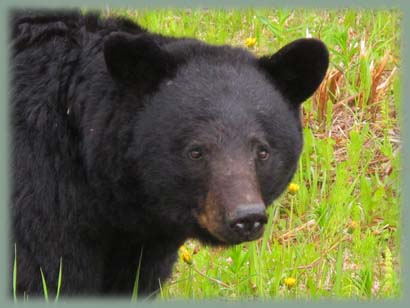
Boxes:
[103,33,329,245]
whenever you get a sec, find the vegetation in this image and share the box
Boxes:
[14,8,402,301]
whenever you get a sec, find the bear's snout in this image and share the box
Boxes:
[195,156,271,244]
[197,171,268,244]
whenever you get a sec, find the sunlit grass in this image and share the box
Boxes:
[13,8,401,301]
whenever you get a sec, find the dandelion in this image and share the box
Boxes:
[288,183,300,194]
[179,245,193,265]
[284,277,297,289]
[348,220,360,233]
[245,37,257,48]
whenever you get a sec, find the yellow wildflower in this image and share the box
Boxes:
[284,277,297,288]
[348,220,360,233]
[288,183,300,194]
[179,245,193,265]
[245,37,257,48]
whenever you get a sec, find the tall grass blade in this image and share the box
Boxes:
[54,257,63,302]
[40,267,49,302]
[13,244,17,302]
[131,246,144,301]
[334,242,344,296]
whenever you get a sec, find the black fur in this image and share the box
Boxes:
[11,9,328,297]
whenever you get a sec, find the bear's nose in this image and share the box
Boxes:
[227,203,267,239]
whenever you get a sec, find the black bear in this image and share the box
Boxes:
[11,9,329,297]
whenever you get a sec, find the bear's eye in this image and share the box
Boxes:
[188,148,203,160]
[257,148,269,161]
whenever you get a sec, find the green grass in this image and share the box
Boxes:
[13,253,63,302]
[37,258,63,302]
[13,244,17,302]
[105,8,400,300]
[131,247,144,301]
[13,8,401,301]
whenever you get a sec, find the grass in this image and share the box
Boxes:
[13,244,17,302]
[13,8,401,301]
[131,247,144,301]
[14,251,63,302]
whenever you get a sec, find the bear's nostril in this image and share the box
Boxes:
[253,221,261,230]
[231,218,265,235]
[230,217,266,237]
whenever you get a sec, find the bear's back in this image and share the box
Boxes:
[10,10,148,131]
[11,10,146,51]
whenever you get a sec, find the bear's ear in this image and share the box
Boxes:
[104,32,177,88]
[258,38,329,105]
